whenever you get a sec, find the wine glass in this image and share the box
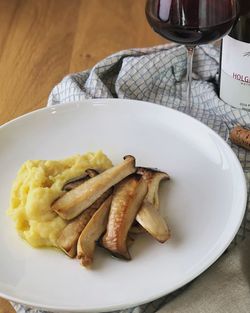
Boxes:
[145,0,238,112]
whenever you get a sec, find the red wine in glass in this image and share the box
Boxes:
[145,0,238,110]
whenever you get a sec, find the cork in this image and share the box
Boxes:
[230,126,250,151]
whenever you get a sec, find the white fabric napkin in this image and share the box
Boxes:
[13,44,250,313]
[158,236,250,313]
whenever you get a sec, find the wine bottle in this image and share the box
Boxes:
[220,0,250,110]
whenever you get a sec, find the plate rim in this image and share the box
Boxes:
[0,98,247,312]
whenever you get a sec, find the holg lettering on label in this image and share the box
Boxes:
[233,73,250,84]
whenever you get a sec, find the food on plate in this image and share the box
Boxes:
[62,169,99,192]
[7,151,112,247]
[136,167,170,242]
[57,207,97,258]
[230,126,250,151]
[102,174,148,260]
[77,196,112,267]
[8,151,170,268]
[52,155,136,220]
[58,188,113,258]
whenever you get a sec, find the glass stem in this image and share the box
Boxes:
[186,46,195,113]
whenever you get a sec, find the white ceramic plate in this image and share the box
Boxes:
[0,99,246,312]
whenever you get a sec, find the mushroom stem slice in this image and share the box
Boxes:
[102,174,148,260]
[52,155,136,220]
[136,167,170,242]
[57,207,96,258]
[57,188,113,257]
[77,196,112,267]
[136,201,170,243]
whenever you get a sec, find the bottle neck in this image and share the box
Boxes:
[229,0,250,43]
[238,0,250,15]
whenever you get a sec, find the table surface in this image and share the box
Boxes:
[0,0,166,311]
[0,0,166,126]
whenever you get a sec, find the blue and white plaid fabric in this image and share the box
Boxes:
[13,43,250,313]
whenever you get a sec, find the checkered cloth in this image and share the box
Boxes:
[13,44,250,313]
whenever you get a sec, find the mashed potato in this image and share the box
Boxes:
[8,151,112,248]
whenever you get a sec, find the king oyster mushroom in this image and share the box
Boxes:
[58,207,96,258]
[62,169,99,191]
[77,195,112,267]
[57,188,113,258]
[52,155,136,220]
[102,174,147,260]
[136,167,170,243]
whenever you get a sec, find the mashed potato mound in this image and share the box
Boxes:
[8,151,112,248]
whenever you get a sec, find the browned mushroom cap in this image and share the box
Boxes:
[102,174,147,260]
[62,169,99,191]
[52,155,136,220]
[136,167,170,243]
[57,188,113,258]
[77,195,112,267]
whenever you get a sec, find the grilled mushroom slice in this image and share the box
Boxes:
[136,167,170,243]
[136,167,169,209]
[58,207,96,258]
[52,155,136,220]
[77,195,112,267]
[136,202,170,243]
[102,174,147,260]
[62,169,99,191]
[57,188,113,257]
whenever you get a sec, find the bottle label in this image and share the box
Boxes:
[220,35,250,110]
